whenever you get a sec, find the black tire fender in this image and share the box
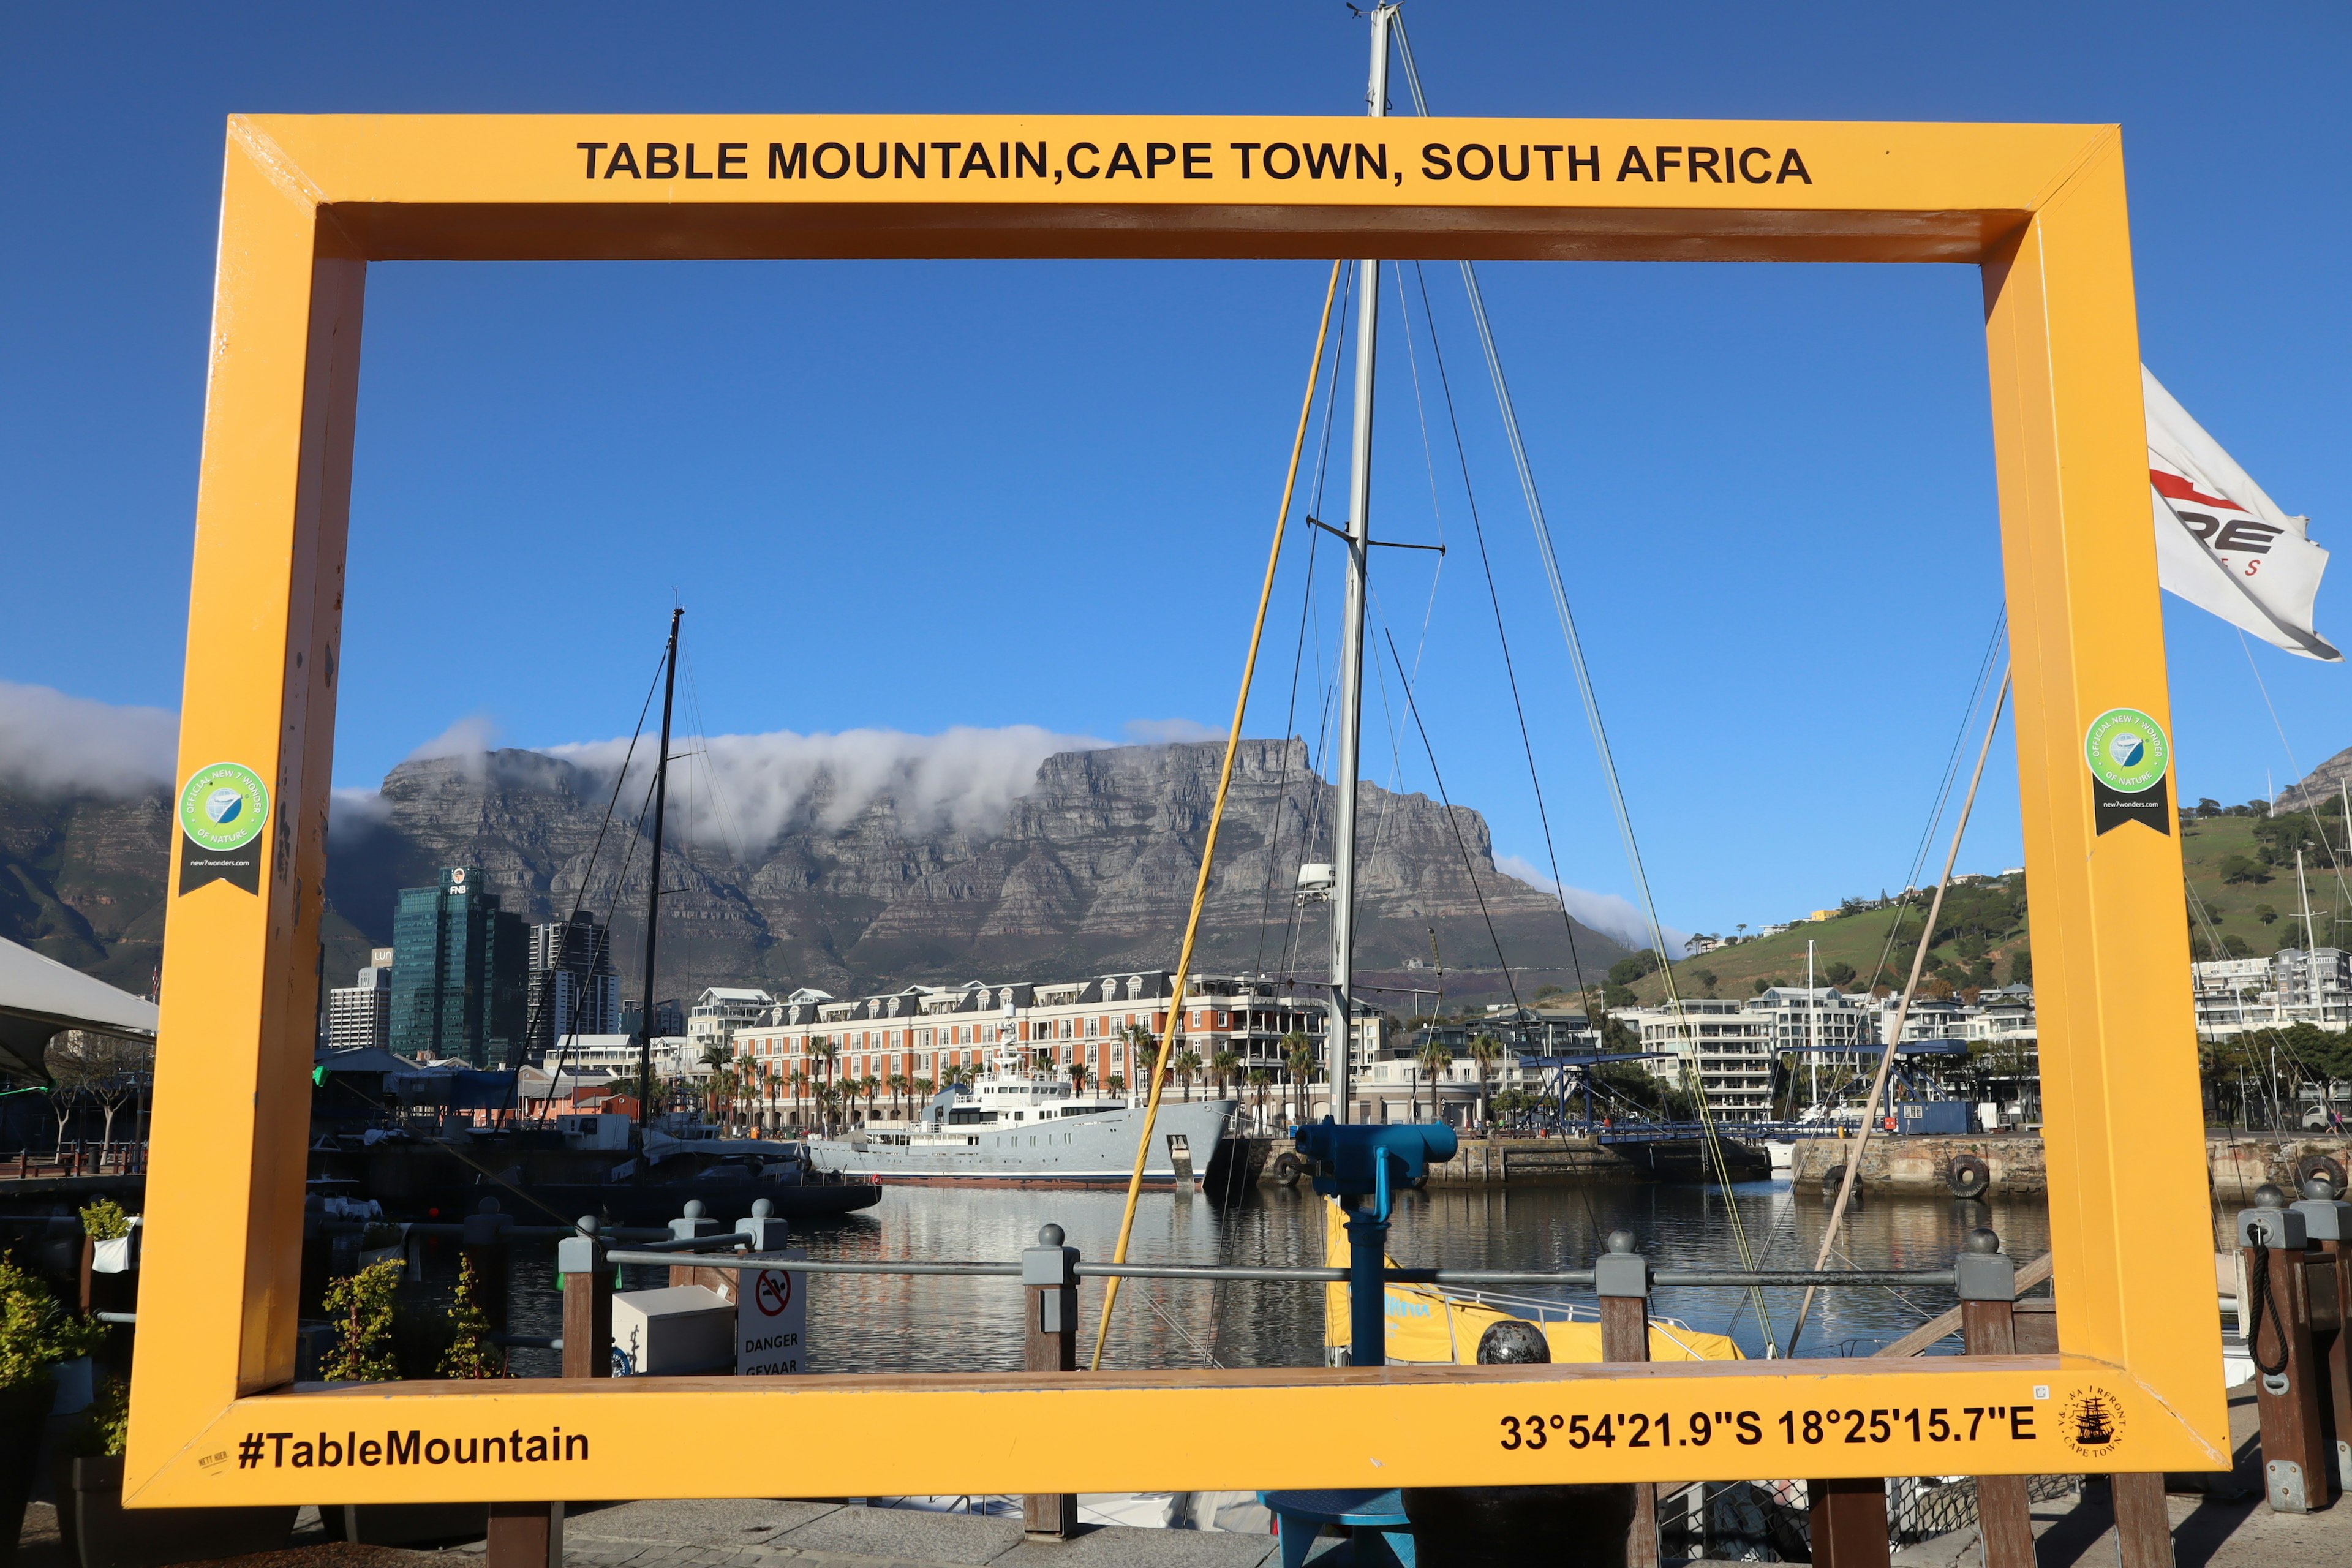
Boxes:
[1947,1153,1992,1198]
[2296,1152,2347,1196]
[1272,1151,1304,1187]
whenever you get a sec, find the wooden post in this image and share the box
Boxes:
[2111,1474,2174,1568]
[1805,1477,1889,1568]
[1956,1231,2034,1568]
[1595,1231,1657,1568]
[484,1501,563,1568]
[1022,1224,1079,1540]
[558,1218,611,1380]
[2239,1186,2331,1511]
[2293,1180,2352,1493]
[80,1233,97,1316]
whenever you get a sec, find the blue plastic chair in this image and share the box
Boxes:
[1258,1488,1416,1567]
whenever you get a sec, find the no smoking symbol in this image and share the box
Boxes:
[755,1271,794,1316]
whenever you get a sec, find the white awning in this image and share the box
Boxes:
[0,934,160,1081]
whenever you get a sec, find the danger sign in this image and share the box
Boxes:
[736,1250,807,1376]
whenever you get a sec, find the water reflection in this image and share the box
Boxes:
[475,1180,2054,1377]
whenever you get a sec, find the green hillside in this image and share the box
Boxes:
[1618,799,2351,1006]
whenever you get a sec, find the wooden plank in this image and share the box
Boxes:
[1874,1253,2053,1359]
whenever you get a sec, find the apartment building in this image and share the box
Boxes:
[729,972,1346,1124]
[1618,998,1776,1120]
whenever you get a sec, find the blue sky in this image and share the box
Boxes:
[2,1,2346,940]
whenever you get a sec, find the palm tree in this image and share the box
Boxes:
[859,1074,881,1124]
[1068,1061,1090,1098]
[887,1072,908,1120]
[913,1074,935,1103]
[1122,1022,1159,1092]
[1212,1049,1242,1100]
[1283,1032,1317,1123]
[1467,1035,1505,1134]
[1246,1068,1273,1131]
[815,1039,841,1129]
[1172,1049,1202,1102]
[1107,1072,1127,1097]
[787,1066,807,1129]
[1417,1037,1455,1124]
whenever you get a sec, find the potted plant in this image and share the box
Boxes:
[320,1256,492,1548]
[53,1375,295,1568]
[2,1259,107,1566]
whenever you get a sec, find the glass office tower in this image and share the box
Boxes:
[388,866,527,1067]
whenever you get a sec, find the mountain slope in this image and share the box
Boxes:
[2,740,1636,1008]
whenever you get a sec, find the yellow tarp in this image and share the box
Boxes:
[1319,1197,1744,1365]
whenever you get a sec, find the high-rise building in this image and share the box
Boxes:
[388,867,527,1067]
[327,963,392,1054]
[619,997,686,1039]
[527,911,620,1060]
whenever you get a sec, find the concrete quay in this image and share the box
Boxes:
[1791,1130,2352,1200]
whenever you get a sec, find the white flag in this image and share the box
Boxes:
[2146,366,2339,661]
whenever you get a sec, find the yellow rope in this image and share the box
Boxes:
[1088,260,1344,1372]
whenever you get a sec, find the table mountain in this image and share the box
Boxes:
[4,740,1635,1009]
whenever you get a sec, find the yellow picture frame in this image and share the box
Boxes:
[129,111,2225,1504]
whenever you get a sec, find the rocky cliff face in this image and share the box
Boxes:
[4,740,1635,1007]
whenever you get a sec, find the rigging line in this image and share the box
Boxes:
[1409,258,1594,1000]
[1862,610,2008,997]
[1381,626,1523,1011]
[2186,875,2232,965]
[1387,18,1770,1335]
[1358,263,1451,861]
[1090,259,1344,1372]
[1396,10,1758,1286]
[1249,527,1321,979]
[1787,666,2012,1357]
[1279,684,1341,990]
[2237,628,2352,907]
[526,644,671,1113]
[1253,262,1356,980]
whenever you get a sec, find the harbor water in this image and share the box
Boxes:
[464,1178,2052,1378]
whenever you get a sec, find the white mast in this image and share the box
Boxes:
[2298,846,2317,951]
[1328,2,1395,1127]
[1806,938,1818,1112]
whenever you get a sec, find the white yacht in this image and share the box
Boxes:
[803,1044,1237,1188]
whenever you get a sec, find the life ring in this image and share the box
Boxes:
[1272,1151,1304,1188]
[2295,1153,2347,1196]
[1947,1154,1992,1199]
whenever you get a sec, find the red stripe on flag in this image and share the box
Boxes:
[2150,469,2244,511]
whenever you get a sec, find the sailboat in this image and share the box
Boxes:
[510,608,881,1224]
[1290,4,1741,1366]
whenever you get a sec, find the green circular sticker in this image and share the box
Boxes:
[178,761,270,853]
[2084,708,2169,794]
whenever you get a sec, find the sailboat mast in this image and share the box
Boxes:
[1327,2,1394,1128]
[635,606,684,1131]
[2297,846,2316,951]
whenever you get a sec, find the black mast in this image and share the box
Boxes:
[635,606,683,1133]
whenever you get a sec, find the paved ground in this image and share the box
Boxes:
[1893,1381,2352,1568]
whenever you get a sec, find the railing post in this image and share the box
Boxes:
[557,1217,611,1380]
[459,1197,510,1332]
[668,1198,722,1289]
[2290,1175,2352,1492]
[2237,1183,2331,1511]
[1806,1478,1890,1568]
[1596,1230,1657,1568]
[484,1501,563,1568]
[1022,1223,1079,1540]
[1956,1229,2034,1568]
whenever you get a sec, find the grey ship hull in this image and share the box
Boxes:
[803,1099,1237,1187]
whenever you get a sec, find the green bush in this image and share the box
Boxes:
[0,1258,107,1391]
[320,1257,404,1383]
[78,1199,131,1242]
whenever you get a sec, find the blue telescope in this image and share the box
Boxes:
[1293,1119,1459,1366]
